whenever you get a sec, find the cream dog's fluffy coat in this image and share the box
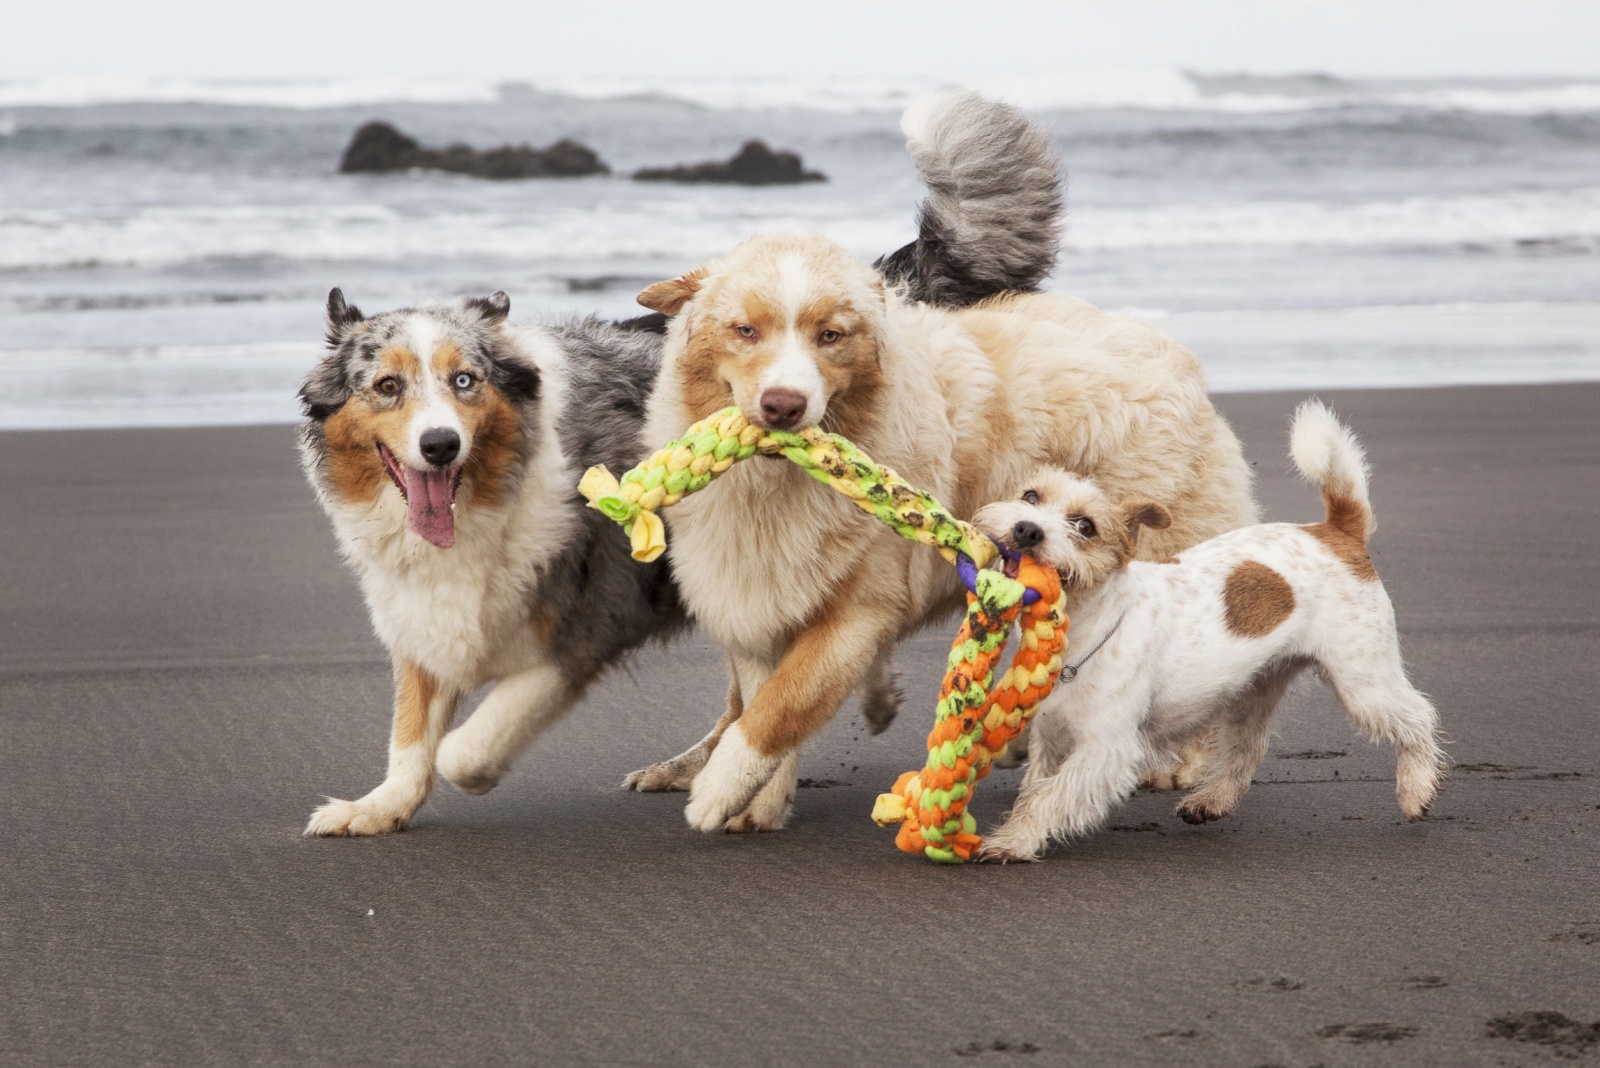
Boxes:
[629,199,1259,830]
[971,401,1445,861]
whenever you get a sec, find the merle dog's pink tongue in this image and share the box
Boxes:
[404,467,456,548]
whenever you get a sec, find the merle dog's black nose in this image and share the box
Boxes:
[419,427,461,467]
[1011,520,1044,548]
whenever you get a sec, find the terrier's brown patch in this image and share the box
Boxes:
[1302,523,1379,581]
[1223,561,1296,637]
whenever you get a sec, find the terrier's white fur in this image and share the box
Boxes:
[972,401,1444,862]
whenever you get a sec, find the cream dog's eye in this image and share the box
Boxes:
[1073,517,1097,537]
[735,325,756,339]
[819,329,840,344]
[1022,489,1040,505]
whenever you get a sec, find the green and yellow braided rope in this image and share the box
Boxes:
[578,406,1065,864]
[576,407,997,571]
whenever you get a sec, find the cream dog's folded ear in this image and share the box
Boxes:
[1121,501,1171,538]
[637,265,710,315]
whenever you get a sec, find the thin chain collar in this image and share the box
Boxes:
[1059,612,1126,683]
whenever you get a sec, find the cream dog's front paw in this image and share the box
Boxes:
[304,796,410,837]
[683,724,780,833]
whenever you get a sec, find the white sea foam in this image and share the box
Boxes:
[4,304,1596,429]
[3,71,1599,115]
[0,201,914,271]
[1069,187,1600,253]
[473,72,1600,116]
[0,74,500,110]
[5,185,1595,273]
[0,342,322,429]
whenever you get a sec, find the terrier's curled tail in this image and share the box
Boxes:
[1290,400,1375,542]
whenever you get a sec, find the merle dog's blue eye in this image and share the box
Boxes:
[453,372,473,390]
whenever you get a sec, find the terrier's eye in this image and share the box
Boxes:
[453,371,474,390]
[1073,517,1097,538]
[818,329,841,344]
[375,376,401,396]
[1021,489,1040,505]
[735,325,756,339]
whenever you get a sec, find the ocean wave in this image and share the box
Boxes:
[1070,188,1600,253]
[4,71,1600,116]
[0,74,500,110]
[0,202,913,272]
[541,72,1600,116]
[4,186,1596,272]
[6,305,1598,428]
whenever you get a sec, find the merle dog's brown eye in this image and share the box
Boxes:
[819,329,840,344]
[735,325,756,339]
[1022,489,1040,505]
[376,376,401,395]
[1074,517,1097,537]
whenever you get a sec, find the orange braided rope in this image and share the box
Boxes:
[580,407,1069,863]
[872,560,1067,862]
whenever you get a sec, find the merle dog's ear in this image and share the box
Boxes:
[325,287,365,347]
[488,352,540,404]
[300,354,351,421]
[638,266,708,315]
[464,291,510,324]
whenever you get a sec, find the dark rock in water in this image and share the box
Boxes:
[338,121,609,179]
[633,140,825,185]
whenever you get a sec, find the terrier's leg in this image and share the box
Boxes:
[1140,732,1215,790]
[979,712,1146,862]
[1177,662,1304,824]
[1321,631,1444,820]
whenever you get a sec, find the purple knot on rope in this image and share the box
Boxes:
[958,550,1044,605]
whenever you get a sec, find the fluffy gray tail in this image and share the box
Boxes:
[874,90,1063,307]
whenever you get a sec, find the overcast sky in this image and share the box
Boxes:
[4,0,1596,81]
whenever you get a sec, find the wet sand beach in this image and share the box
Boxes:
[2,382,1597,1066]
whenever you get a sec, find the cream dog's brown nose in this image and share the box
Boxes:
[759,389,808,430]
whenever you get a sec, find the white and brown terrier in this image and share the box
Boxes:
[971,401,1445,862]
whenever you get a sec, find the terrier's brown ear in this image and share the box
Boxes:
[637,266,709,315]
[1123,501,1171,536]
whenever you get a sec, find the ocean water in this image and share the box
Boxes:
[2,71,1599,429]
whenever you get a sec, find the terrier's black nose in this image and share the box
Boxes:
[419,427,461,467]
[759,389,808,430]
[1011,520,1044,549]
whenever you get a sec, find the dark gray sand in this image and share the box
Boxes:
[3,383,1597,1067]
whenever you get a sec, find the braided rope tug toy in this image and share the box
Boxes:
[578,407,1068,863]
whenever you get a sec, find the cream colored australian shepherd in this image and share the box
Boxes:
[627,97,1260,835]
